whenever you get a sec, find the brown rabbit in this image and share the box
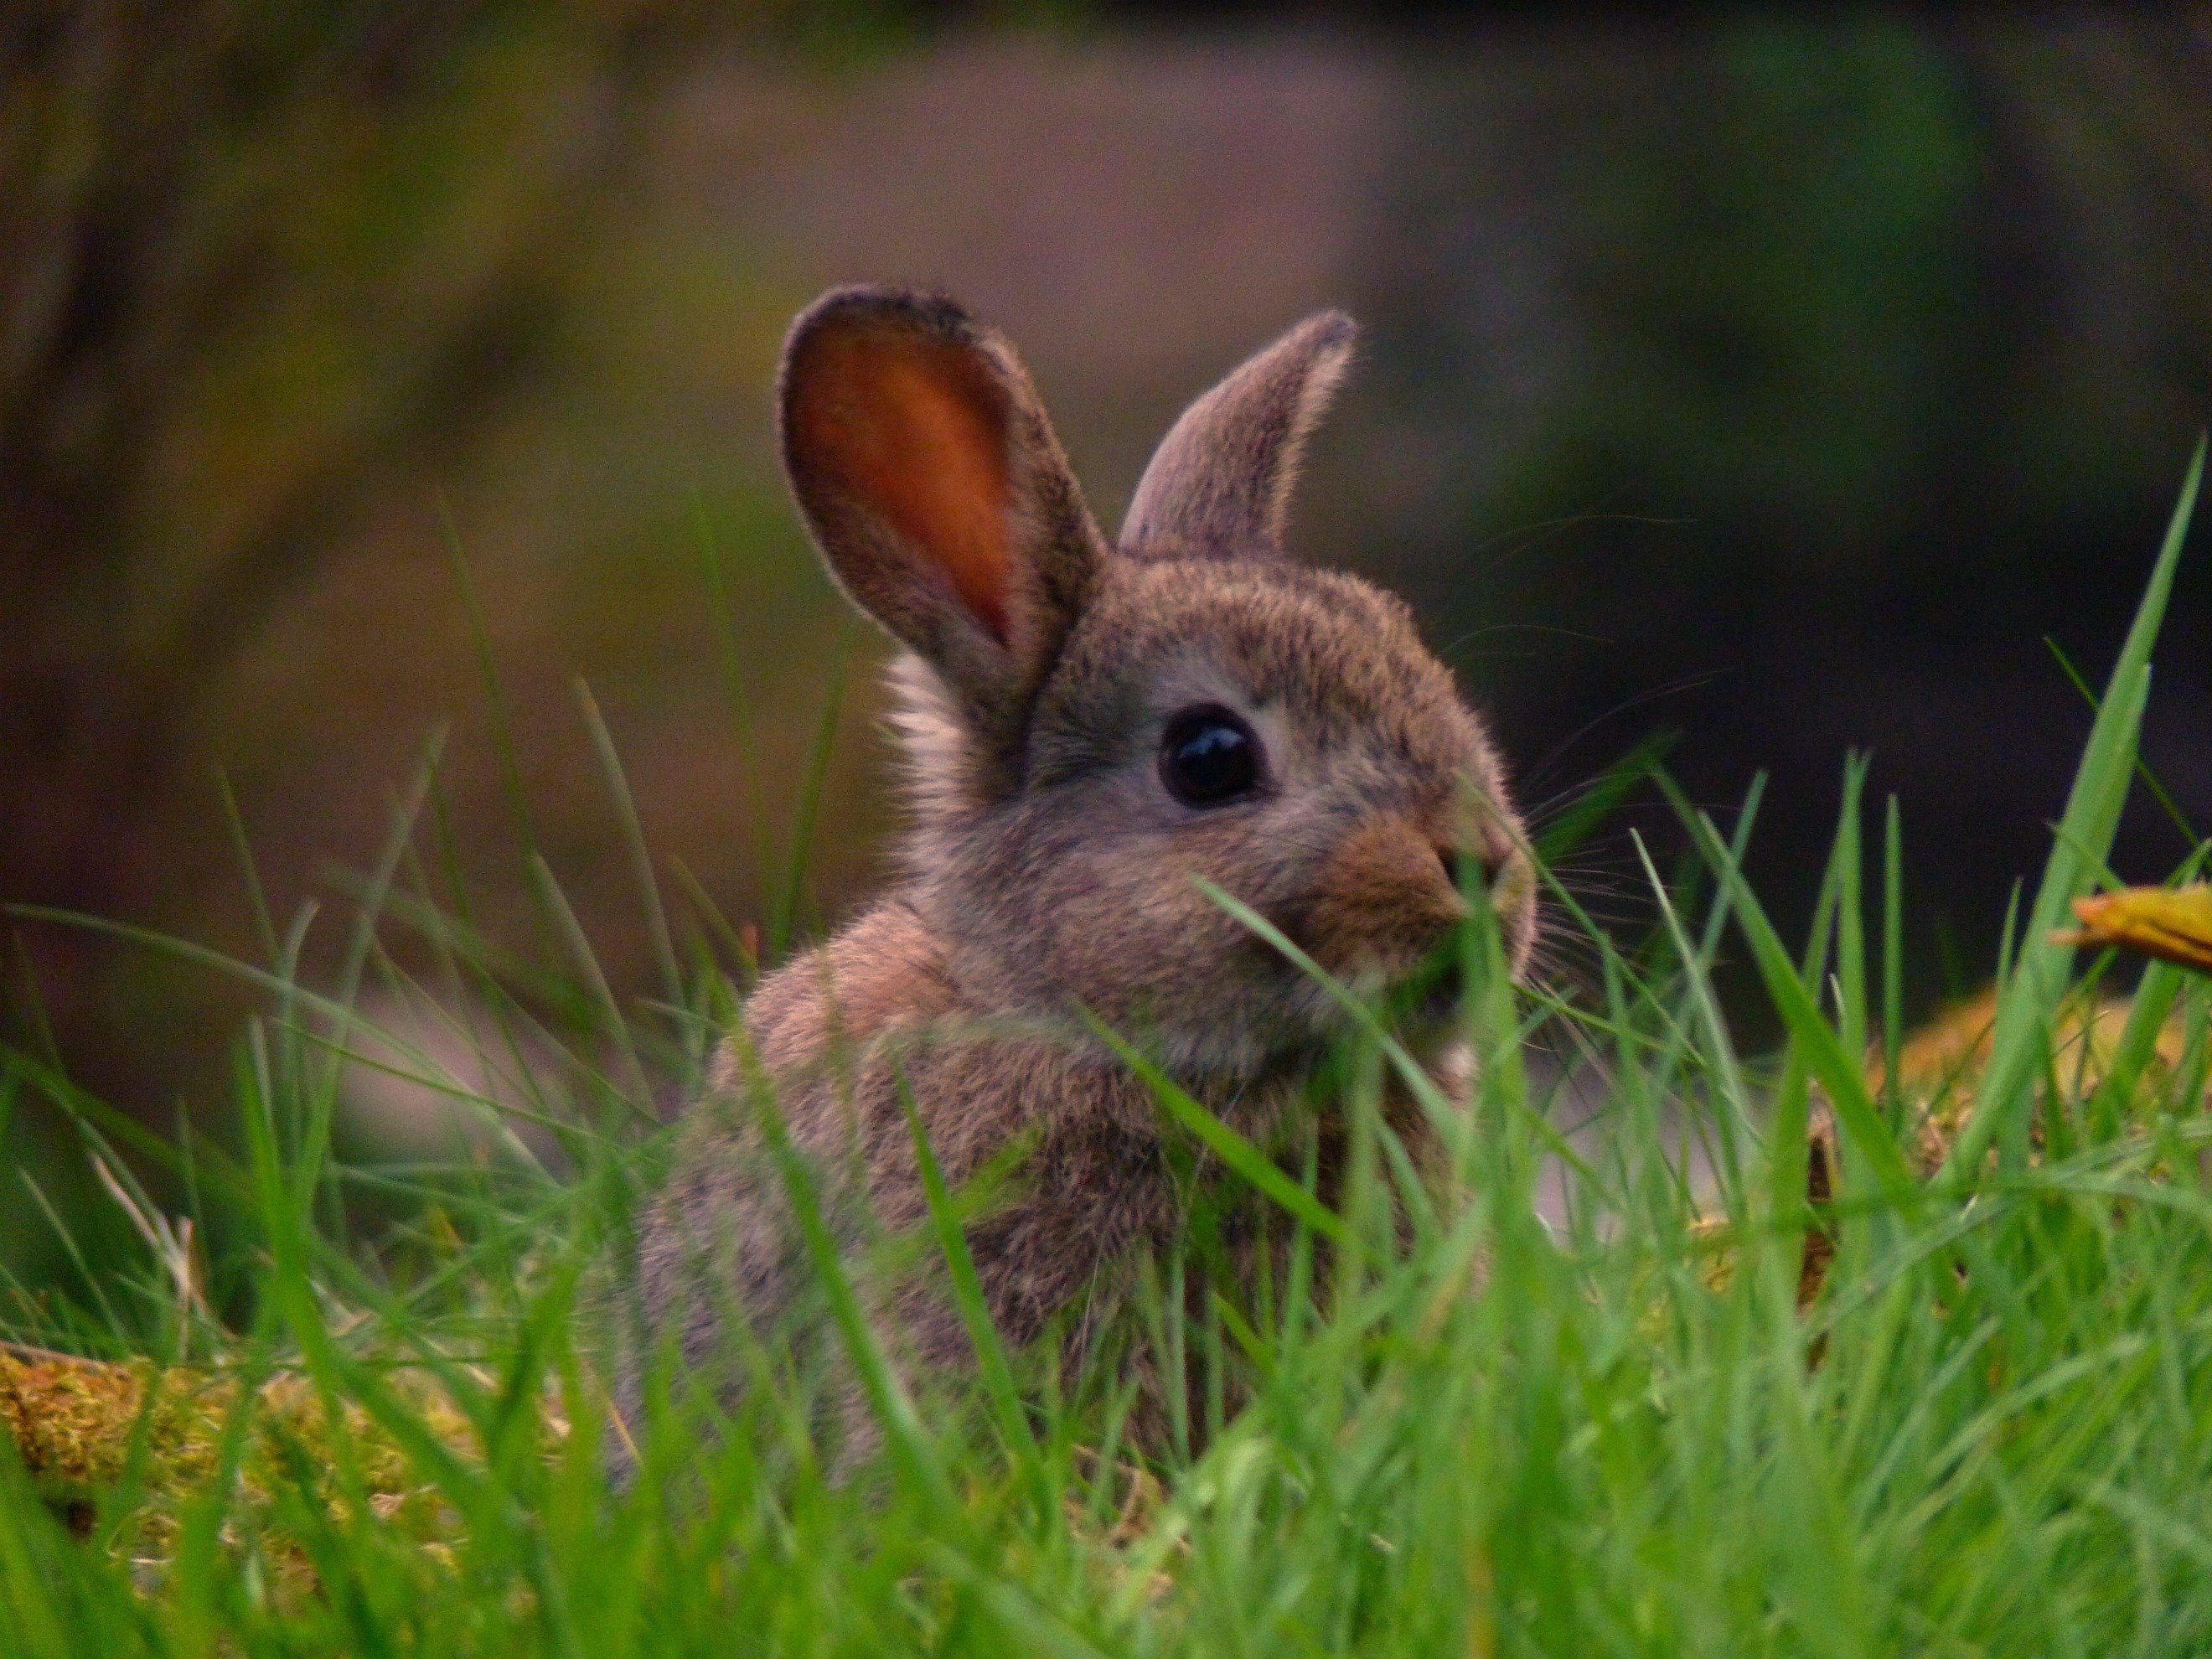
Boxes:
[621,286,1537,1465]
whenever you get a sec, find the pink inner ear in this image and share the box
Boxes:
[793,326,1015,645]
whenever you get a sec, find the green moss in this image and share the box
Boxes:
[1,1344,510,1582]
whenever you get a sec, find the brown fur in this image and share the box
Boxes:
[1119,309,1355,561]
[621,287,1535,1470]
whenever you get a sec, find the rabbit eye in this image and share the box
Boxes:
[1160,705,1261,807]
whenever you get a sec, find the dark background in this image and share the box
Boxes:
[3,3,2209,1278]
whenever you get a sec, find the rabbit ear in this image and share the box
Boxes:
[1119,310,1357,560]
[780,287,1105,758]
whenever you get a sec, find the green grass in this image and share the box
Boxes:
[3,447,2209,1654]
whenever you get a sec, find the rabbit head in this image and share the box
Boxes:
[779,287,1536,1079]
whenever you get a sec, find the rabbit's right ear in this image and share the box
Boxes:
[1120,310,1356,561]
[780,287,1105,765]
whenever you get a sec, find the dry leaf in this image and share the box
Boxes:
[2054,884,2212,972]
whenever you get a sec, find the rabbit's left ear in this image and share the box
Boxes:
[1119,310,1357,561]
[780,287,1106,749]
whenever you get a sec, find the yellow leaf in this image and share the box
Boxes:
[2053,884,2212,973]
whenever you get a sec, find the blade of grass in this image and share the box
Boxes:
[1190,877,1590,1186]
[1078,1009,1346,1246]
[2047,637,2200,851]
[1646,770,1766,1152]
[527,854,654,1121]
[215,770,280,970]
[1630,825,1754,1215]
[768,623,856,963]
[1882,794,1904,1125]
[742,1062,953,1508]
[439,495,540,866]
[1532,728,1677,866]
[1947,438,2202,1180]
[694,484,775,891]
[573,678,682,1011]
[1675,809,1916,1195]
[1835,752,1870,1063]
[895,1070,1053,1516]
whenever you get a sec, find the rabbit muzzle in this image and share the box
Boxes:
[1295,812,1524,1005]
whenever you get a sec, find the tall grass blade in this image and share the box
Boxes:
[1532,728,1676,865]
[2048,636,2202,850]
[1677,809,1915,1194]
[1946,438,2202,1178]
[769,624,855,962]
[573,677,684,1010]
[1080,1010,1346,1246]
[1882,793,1904,1122]
[693,485,775,889]
[895,1072,1052,1510]
[438,495,540,866]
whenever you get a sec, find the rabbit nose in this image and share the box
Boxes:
[1436,840,1507,895]
[1435,844,1463,892]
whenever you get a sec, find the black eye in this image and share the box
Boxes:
[1159,705,1262,807]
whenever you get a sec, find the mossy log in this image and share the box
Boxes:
[0,1341,511,1595]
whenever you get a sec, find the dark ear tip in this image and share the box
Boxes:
[783,285,985,363]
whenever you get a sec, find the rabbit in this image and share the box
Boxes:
[618,285,1538,1471]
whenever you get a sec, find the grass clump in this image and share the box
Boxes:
[1,447,2208,1653]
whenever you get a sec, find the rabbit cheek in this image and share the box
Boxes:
[1489,845,1541,974]
[1298,817,1467,990]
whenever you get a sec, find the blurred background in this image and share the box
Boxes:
[3,3,2209,1281]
